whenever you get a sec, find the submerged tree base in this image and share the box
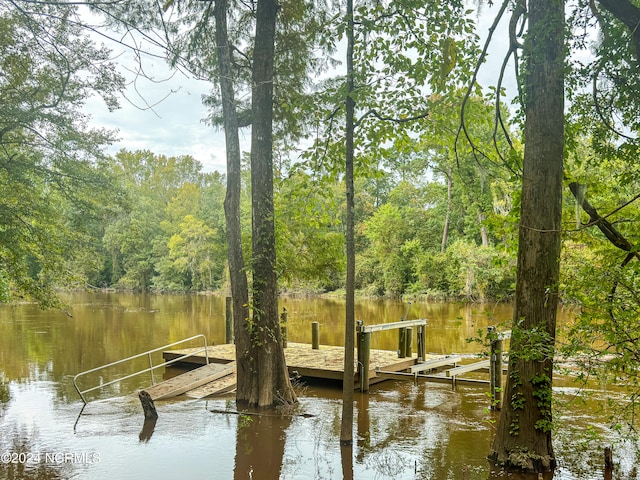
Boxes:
[488,449,556,473]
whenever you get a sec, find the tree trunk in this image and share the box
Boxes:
[340,0,356,446]
[441,166,452,252]
[479,211,489,247]
[214,0,251,398]
[488,0,564,473]
[243,0,296,408]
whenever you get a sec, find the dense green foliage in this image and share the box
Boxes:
[1,0,638,324]
[0,3,123,307]
[65,139,517,299]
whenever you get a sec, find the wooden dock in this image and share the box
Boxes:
[141,342,432,400]
[141,342,503,401]
[162,342,423,383]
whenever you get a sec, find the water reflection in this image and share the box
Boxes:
[341,444,354,480]
[138,417,157,443]
[233,410,291,480]
[0,293,632,479]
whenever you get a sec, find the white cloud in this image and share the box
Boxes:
[82,30,229,174]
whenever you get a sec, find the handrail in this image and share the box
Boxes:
[73,334,209,404]
[359,318,427,333]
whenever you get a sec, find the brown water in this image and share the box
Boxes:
[0,292,635,479]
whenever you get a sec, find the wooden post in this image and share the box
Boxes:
[225,296,233,344]
[356,320,364,374]
[604,446,613,477]
[138,390,158,420]
[398,327,406,358]
[359,331,371,392]
[417,325,426,361]
[488,326,503,411]
[312,321,320,349]
[404,327,413,357]
[280,307,288,348]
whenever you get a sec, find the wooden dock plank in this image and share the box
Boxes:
[145,362,236,400]
[185,372,237,399]
[361,319,427,333]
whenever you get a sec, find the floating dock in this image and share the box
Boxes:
[162,341,426,383]
[145,341,499,401]
[73,325,508,406]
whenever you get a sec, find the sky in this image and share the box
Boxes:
[84,33,240,172]
[82,3,518,175]
[83,54,234,173]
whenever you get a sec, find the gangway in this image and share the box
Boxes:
[72,334,210,404]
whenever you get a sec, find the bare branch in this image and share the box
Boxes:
[355,108,428,126]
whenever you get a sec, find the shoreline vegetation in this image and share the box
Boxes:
[78,284,515,303]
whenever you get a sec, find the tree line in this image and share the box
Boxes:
[27,143,517,301]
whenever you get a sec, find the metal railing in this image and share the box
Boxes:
[73,334,210,404]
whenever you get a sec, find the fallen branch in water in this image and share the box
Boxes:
[208,408,315,418]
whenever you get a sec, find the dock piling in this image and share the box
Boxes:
[398,328,406,358]
[312,321,320,349]
[417,325,426,362]
[404,327,413,358]
[138,390,158,420]
[358,327,371,392]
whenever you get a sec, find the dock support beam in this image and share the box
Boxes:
[312,321,320,349]
[357,321,371,392]
[488,326,503,410]
[225,296,233,344]
[398,328,406,358]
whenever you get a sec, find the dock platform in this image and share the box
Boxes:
[162,342,426,383]
[145,342,503,400]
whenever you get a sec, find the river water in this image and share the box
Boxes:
[0,292,636,479]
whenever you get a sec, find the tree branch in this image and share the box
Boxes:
[355,108,428,127]
[569,181,640,257]
[596,0,640,65]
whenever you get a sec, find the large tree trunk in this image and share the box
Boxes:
[340,0,356,446]
[441,166,452,252]
[213,0,251,400]
[242,0,296,408]
[488,0,564,473]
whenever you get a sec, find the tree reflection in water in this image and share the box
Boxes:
[233,410,291,480]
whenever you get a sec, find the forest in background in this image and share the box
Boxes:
[17,131,639,306]
[32,143,521,301]
[3,0,638,309]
